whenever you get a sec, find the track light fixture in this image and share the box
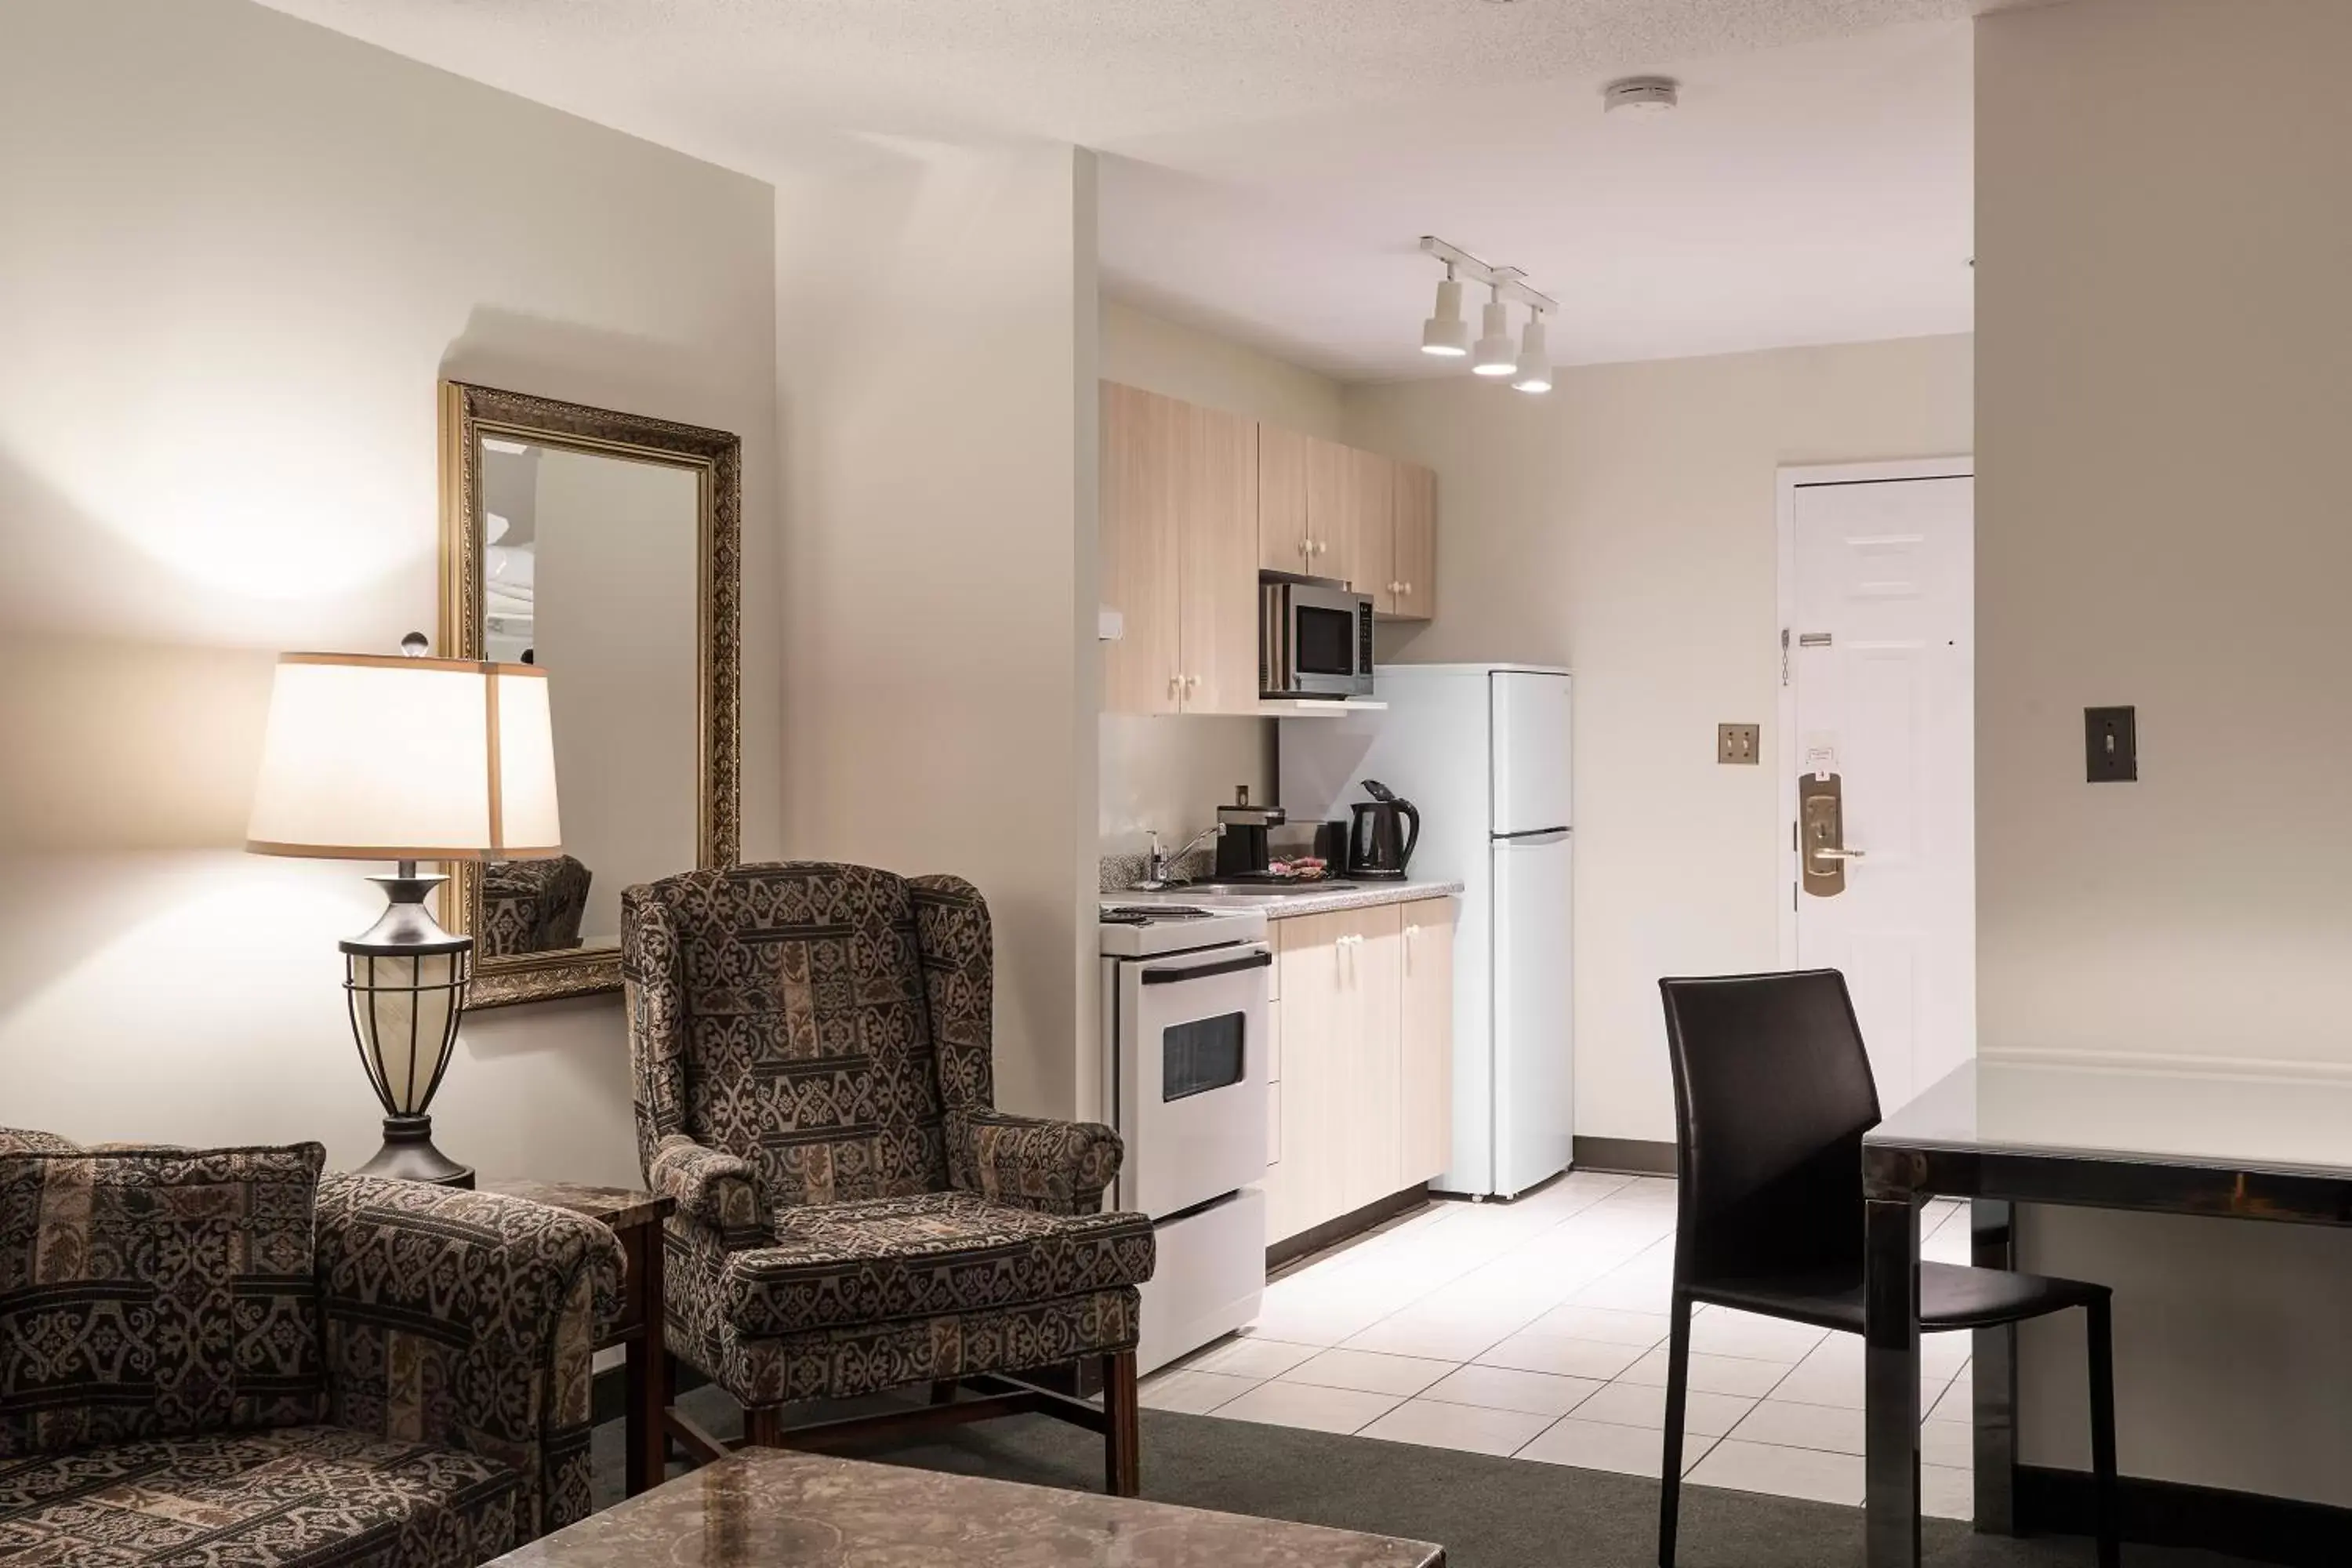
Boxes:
[1421,264,1470,358]
[1418,236,1556,394]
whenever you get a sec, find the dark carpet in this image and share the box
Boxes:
[590,1388,2260,1568]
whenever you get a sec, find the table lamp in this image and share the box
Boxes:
[246,633,561,1186]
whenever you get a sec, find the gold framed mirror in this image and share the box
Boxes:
[437,380,740,1006]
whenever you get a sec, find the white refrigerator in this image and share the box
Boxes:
[1279,664,1573,1199]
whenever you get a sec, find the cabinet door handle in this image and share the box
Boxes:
[1167,674,1181,702]
[1401,582,1414,596]
[1388,581,1403,594]
[1184,673,1200,691]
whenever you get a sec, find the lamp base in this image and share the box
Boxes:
[354,1114,474,1189]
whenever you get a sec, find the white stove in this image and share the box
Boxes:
[1098,898,1271,1372]
[1096,900,1268,958]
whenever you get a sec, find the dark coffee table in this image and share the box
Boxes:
[487,1447,1444,1566]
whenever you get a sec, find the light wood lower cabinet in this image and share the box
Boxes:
[1399,899,1456,1185]
[1263,898,1454,1245]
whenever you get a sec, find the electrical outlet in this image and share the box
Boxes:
[2085,706,2136,782]
[1717,723,1761,765]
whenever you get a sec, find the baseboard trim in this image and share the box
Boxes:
[2018,1465,2352,1566]
[1572,1136,1678,1177]
[1267,1185,1429,1271]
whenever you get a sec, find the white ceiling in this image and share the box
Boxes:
[258,0,2005,377]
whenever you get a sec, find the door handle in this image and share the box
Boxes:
[1809,847,1866,863]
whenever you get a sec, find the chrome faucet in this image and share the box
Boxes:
[1138,824,1223,890]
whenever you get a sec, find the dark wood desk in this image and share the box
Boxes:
[1860,1059,2352,1566]
[482,1179,675,1497]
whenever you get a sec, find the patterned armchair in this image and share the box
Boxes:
[622,863,1156,1492]
[482,853,593,955]
[0,1129,622,1566]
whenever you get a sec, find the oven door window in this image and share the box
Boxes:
[1163,1011,1247,1102]
[1293,605,1356,677]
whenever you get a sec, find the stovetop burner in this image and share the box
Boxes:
[1099,905,1213,924]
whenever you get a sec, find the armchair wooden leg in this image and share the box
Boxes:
[743,1405,786,1448]
[1102,1350,1141,1497]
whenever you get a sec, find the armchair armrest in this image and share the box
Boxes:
[947,1108,1123,1216]
[313,1173,623,1543]
[647,1133,768,1246]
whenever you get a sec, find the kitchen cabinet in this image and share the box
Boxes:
[1262,897,1454,1246]
[1386,460,1437,621]
[1258,424,1316,575]
[1100,383,1259,714]
[1103,383,1436,717]
[1399,898,1455,1183]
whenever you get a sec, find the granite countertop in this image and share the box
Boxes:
[489,1448,1443,1567]
[476,1178,671,1231]
[1109,879,1465,920]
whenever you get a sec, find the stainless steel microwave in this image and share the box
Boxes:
[1260,572,1375,699]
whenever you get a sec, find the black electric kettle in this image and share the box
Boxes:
[1345,780,1420,880]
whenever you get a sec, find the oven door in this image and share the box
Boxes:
[1114,943,1271,1219]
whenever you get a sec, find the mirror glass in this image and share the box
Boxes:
[474,435,700,956]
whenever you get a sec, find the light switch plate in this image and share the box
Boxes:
[1718,723,1761,765]
[2085,706,2136,782]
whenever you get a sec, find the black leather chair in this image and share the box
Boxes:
[1655,971,2117,1568]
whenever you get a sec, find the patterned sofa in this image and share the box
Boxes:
[622,863,1156,1490]
[482,854,593,955]
[0,1128,622,1566]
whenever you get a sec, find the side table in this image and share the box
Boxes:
[481,1180,674,1497]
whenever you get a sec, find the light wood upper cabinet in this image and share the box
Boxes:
[1334,445,1393,603]
[1102,382,1437,715]
[1399,898,1456,1183]
[1100,383,1259,714]
[1258,424,1315,575]
[1178,401,1261,713]
[1099,383,1181,714]
[1388,461,1437,622]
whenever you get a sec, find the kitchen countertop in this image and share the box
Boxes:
[1108,878,1464,920]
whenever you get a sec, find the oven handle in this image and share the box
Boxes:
[1141,950,1274,985]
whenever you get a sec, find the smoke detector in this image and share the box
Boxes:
[1602,76,1679,114]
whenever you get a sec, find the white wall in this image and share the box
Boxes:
[1344,337,1973,1142]
[0,0,780,1185]
[775,143,1098,1119]
[1977,0,2352,1504]
[1094,302,1347,862]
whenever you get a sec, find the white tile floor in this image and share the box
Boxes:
[1143,1172,1979,1517]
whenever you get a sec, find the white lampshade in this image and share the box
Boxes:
[1472,298,1517,376]
[246,652,561,861]
[1512,314,1553,394]
[1421,277,1471,357]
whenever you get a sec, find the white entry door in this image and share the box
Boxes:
[1784,467,1974,1112]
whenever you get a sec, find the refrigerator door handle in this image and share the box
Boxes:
[1494,826,1571,844]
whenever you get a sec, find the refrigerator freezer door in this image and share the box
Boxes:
[1490,671,1573,835]
[1492,829,1573,1196]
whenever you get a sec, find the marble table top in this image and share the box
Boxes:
[478,1178,672,1231]
[489,1449,1445,1567]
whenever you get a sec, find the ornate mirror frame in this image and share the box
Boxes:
[437,380,741,1006]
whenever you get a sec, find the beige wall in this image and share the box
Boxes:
[1978,0,2352,1503]
[1345,337,1973,1142]
[776,144,1098,1119]
[0,0,780,1184]
[1095,303,1346,858]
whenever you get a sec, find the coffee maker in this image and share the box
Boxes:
[1211,786,1287,879]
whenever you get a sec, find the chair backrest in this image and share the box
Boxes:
[1657,971,1880,1288]
[622,862,997,1210]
